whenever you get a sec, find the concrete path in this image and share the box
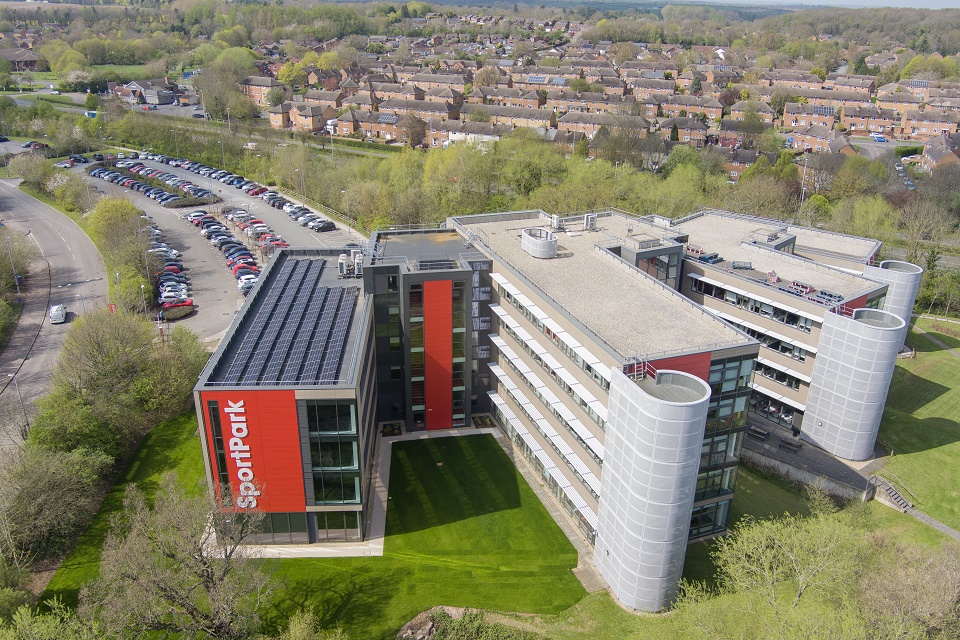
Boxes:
[912,316,960,359]
[905,507,960,543]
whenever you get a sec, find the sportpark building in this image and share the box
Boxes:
[194,208,921,612]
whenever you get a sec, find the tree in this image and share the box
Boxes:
[83,92,100,111]
[277,62,307,88]
[900,199,952,264]
[740,105,767,150]
[81,473,273,640]
[266,87,285,107]
[609,42,640,66]
[0,601,102,640]
[770,88,798,116]
[670,122,679,141]
[275,611,348,640]
[690,77,702,94]
[473,65,500,88]
[0,447,111,558]
[400,114,426,148]
[718,86,740,109]
[468,107,490,123]
[8,153,51,190]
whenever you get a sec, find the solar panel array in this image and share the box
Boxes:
[209,258,362,386]
[812,104,836,117]
[527,75,547,84]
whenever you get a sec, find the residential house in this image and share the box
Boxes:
[307,68,342,90]
[729,100,775,123]
[409,72,469,91]
[303,89,344,108]
[675,69,706,92]
[659,95,723,120]
[468,87,543,109]
[557,112,647,139]
[783,102,836,129]
[713,148,777,181]
[631,78,677,99]
[876,92,925,119]
[379,98,459,121]
[824,73,875,94]
[424,86,464,106]
[921,134,960,174]
[268,101,336,132]
[840,106,899,135]
[240,76,283,107]
[0,48,41,71]
[371,83,423,102]
[460,104,555,129]
[899,110,960,140]
[657,117,707,147]
[792,124,854,153]
[546,91,634,115]
[717,119,774,148]
[925,97,960,114]
[760,69,823,90]
[790,88,872,112]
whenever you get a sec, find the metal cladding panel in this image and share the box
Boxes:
[424,279,453,430]
[862,260,923,349]
[803,309,904,461]
[594,369,711,613]
[649,351,712,382]
[200,390,306,512]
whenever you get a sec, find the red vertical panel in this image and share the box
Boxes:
[650,351,713,383]
[423,280,453,430]
[199,389,305,512]
[845,294,868,311]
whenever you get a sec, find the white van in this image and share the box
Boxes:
[49,304,66,324]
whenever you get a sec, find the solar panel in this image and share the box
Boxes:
[220,260,302,383]
[298,287,345,383]
[550,77,567,86]
[259,262,326,383]
[813,104,835,116]
[240,262,318,383]
[279,287,330,383]
[319,288,359,382]
[527,75,546,83]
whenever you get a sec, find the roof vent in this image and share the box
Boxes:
[521,227,558,259]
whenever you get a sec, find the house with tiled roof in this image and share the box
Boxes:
[657,117,707,147]
[783,102,836,130]
[713,148,778,182]
[840,106,899,135]
[303,89,344,109]
[792,124,853,154]
[729,100,775,123]
[876,92,925,119]
[659,95,723,120]
[921,133,960,174]
[378,98,459,120]
[824,73,875,94]
[460,104,555,129]
[558,112,647,139]
[899,110,960,140]
[631,78,677,100]
[424,86,464,106]
[240,76,283,107]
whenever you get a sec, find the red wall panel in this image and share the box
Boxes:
[650,351,713,383]
[199,389,306,512]
[423,280,453,430]
[845,294,868,311]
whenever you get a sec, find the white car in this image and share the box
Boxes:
[49,304,67,324]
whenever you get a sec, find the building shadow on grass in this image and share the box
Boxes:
[887,370,952,415]
[880,415,960,456]
[910,326,960,352]
[262,564,402,636]
[385,434,522,535]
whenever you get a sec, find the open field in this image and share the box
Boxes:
[878,317,960,530]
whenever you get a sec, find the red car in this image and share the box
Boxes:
[162,299,193,309]
[158,265,181,274]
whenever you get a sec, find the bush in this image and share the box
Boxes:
[895,145,923,158]
[0,588,29,622]
[158,304,195,321]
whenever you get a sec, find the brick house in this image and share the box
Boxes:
[840,106,899,135]
[792,124,853,153]
[760,69,823,90]
[240,76,283,107]
[303,89,344,108]
[424,86,464,106]
[899,110,960,140]
[824,73,875,94]
[658,95,723,121]
[876,92,925,119]
[657,117,707,147]
[460,104,555,129]
[713,148,778,181]
[468,87,543,109]
[558,112,648,139]
[790,88,872,112]
[268,101,336,132]
[631,78,677,100]
[545,91,634,115]
[409,72,469,91]
[729,100,775,123]
[372,83,424,102]
[379,98,459,121]
[921,134,960,174]
[783,102,836,130]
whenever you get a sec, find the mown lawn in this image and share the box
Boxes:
[263,435,585,639]
[39,412,205,609]
[878,317,960,530]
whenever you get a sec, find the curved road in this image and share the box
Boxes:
[0,179,107,446]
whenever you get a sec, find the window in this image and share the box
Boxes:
[305,400,356,434]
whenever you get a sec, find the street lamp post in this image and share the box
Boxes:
[6,373,27,433]
[5,237,20,303]
[140,284,147,315]
[171,128,179,159]
[294,168,305,200]
[218,139,225,168]
[257,154,265,185]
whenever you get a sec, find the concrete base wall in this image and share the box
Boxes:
[740,448,875,502]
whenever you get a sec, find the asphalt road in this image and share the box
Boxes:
[850,137,903,160]
[0,179,107,446]
[78,158,365,342]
